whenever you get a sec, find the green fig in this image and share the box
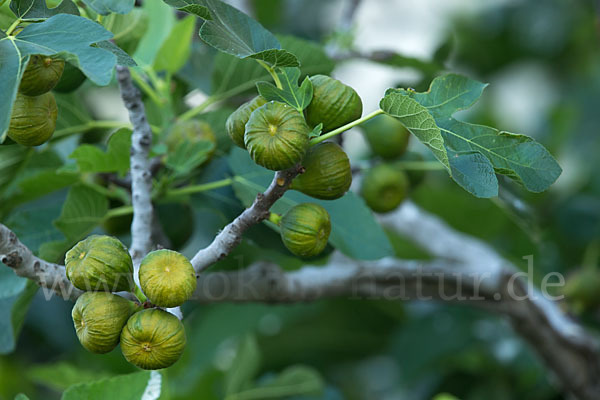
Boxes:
[245,101,310,171]
[362,114,410,159]
[280,203,331,258]
[19,55,65,96]
[138,249,196,308]
[65,235,134,292]
[226,96,267,148]
[120,309,186,370]
[305,75,362,132]
[361,164,409,213]
[291,142,352,200]
[8,92,58,146]
[72,292,136,354]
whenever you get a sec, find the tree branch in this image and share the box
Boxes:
[0,223,81,301]
[190,165,303,273]
[116,66,154,268]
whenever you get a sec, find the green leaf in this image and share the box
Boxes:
[226,365,324,400]
[211,35,334,96]
[134,0,175,66]
[163,0,210,18]
[256,67,313,112]
[308,123,323,139]
[62,371,162,400]
[54,184,109,240]
[27,362,113,392]
[433,394,461,400]
[14,394,31,400]
[95,41,137,66]
[81,0,134,15]
[224,334,261,396]
[388,74,562,197]
[69,128,132,173]
[194,0,299,68]
[0,274,37,354]
[153,15,195,73]
[228,148,394,260]
[165,140,214,176]
[102,8,148,55]
[379,91,450,172]
[0,14,119,142]
[0,145,29,194]
[9,0,79,20]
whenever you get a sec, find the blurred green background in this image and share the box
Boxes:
[1,0,599,399]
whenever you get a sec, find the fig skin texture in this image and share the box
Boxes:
[361,164,409,213]
[72,292,136,354]
[362,114,410,159]
[139,249,197,308]
[305,75,362,132]
[280,203,331,258]
[226,96,267,148]
[8,92,58,146]
[19,55,65,96]
[65,235,134,292]
[244,101,310,171]
[291,142,352,200]
[120,308,187,370]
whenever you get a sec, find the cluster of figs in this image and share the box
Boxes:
[226,74,420,256]
[65,235,197,370]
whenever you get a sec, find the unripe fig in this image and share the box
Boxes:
[305,75,362,132]
[245,101,310,171]
[166,119,216,159]
[72,292,136,354]
[65,235,134,292]
[280,203,331,258]
[290,142,352,200]
[139,249,196,308]
[53,62,86,93]
[8,92,58,146]
[19,55,65,96]
[226,96,267,148]
[121,308,186,370]
[361,164,409,213]
[362,114,410,159]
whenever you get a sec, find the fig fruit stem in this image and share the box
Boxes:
[311,109,384,146]
[268,212,282,225]
[133,285,148,303]
[165,177,235,198]
[6,18,21,36]
[256,60,284,89]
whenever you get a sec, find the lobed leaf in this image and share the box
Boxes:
[62,371,162,400]
[9,0,79,20]
[380,74,562,197]
[69,128,132,174]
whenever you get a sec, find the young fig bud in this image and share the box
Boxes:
[360,164,409,213]
[291,142,352,200]
[138,249,196,308]
[120,309,186,370]
[19,55,65,96]
[72,292,136,354]
[362,114,410,159]
[65,235,134,292]
[280,203,331,258]
[8,92,58,146]
[226,96,267,148]
[305,75,362,132]
[245,101,310,171]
